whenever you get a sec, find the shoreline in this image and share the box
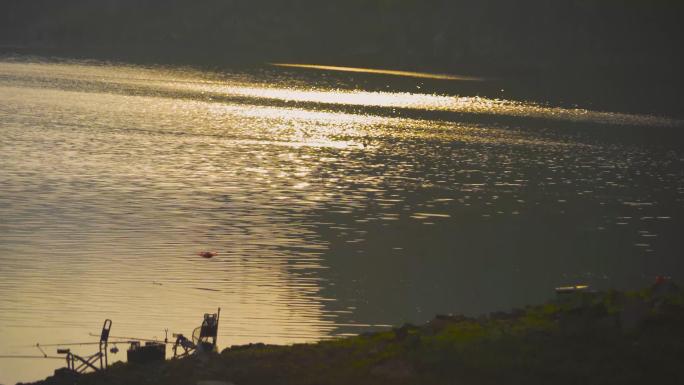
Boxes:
[25,282,684,385]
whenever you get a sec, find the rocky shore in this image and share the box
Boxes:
[26,281,684,385]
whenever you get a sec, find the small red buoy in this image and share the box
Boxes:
[199,251,217,259]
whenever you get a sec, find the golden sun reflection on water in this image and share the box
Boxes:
[1,84,563,153]
[1,61,678,128]
[201,85,681,127]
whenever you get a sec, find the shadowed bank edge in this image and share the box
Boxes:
[24,280,684,385]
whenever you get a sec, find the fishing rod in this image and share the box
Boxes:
[23,331,170,349]
[89,334,167,343]
[88,329,170,344]
[30,341,107,347]
[0,355,65,360]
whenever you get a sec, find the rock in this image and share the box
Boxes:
[391,324,422,349]
[393,323,418,340]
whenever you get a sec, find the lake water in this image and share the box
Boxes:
[1,57,683,384]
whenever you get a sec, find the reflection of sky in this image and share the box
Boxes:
[1,61,680,128]
[1,59,683,384]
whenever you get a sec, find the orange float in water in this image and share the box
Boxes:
[199,251,217,258]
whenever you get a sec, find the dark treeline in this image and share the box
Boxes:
[1,0,683,114]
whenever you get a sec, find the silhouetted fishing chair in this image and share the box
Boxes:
[195,312,219,352]
[58,319,112,374]
[173,309,220,358]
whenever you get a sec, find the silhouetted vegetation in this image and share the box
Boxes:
[27,283,684,385]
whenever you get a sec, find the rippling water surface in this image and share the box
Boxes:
[1,57,683,383]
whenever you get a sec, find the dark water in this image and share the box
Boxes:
[1,57,683,383]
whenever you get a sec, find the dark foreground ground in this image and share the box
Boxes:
[26,282,684,385]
